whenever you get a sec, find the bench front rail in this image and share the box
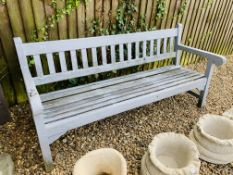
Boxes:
[14,24,226,171]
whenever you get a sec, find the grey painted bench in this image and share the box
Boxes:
[14,24,226,170]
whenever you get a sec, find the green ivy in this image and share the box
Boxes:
[90,0,138,35]
[32,0,86,41]
[90,0,156,36]
[0,0,6,5]
[177,0,188,16]
[156,0,166,19]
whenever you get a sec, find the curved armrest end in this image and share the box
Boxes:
[177,44,227,66]
[215,55,227,66]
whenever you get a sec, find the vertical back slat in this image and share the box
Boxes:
[46,53,56,74]
[143,41,147,57]
[110,45,116,63]
[127,43,132,60]
[157,39,161,55]
[91,48,98,67]
[101,46,107,65]
[175,24,182,65]
[59,52,67,72]
[119,44,124,61]
[81,49,88,68]
[135,42,139,59]
[150,40,154,56]
[163,38,167,53]
[70,50,78,70]
[170,37,174,52]
[34,55,44,76]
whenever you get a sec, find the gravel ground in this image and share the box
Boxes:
[0,56,233,175]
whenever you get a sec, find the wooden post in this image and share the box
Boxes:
[0,83,10,125]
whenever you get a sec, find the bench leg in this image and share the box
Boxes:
[34,116,54,172]
[197,62,214,108]
[197,90,207,108]
[37,134,54,172]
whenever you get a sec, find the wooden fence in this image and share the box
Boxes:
[0,0,233,105]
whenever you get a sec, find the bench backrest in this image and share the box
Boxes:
[14,24,182,86]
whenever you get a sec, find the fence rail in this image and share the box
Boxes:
[0,0,232,105]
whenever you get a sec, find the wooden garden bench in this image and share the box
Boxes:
[14,24,226,170]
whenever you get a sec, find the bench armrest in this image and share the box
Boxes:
[27,87,44,116]
[177,44,226,66]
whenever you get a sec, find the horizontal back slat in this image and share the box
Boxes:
[22,28,178,56]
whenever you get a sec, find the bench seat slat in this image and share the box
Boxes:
[43,71,202,118]
[43,69,206,123]
[45,77,206,134]
[43,69,190,109]
[40,65,179,101]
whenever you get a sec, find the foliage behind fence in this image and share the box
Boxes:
[0,0,232,105]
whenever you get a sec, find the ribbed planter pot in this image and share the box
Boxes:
[190,114,233,164]
[73,148,127,175]
[223,108,233,120]
[141,133,200,175]
[141,152,152,175]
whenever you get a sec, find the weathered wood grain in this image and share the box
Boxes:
[0,5,27,103]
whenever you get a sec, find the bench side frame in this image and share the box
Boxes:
[14,38,54,171]
[177,43,227,107]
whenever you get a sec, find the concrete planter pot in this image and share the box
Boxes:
[73,148,127,175]
[223,108,233,120]
[141,152,164,175]
[190,114,233,164]
[141,133,200,175]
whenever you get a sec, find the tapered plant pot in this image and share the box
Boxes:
[190,114,233,164]
[73,148,127,175]
[141,133,200,175]
[141,153,151,175]
[223,108,233,120]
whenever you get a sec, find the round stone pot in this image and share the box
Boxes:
[223,108,233,120]
[190,114,233,164]
[73,148,127,175]
[141,132,200,175]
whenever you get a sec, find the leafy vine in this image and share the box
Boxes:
[156,0,166,19]
[177,0,188,16]
[90,0,155,36]
[32,0,86,41]
[0,0,6,5]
